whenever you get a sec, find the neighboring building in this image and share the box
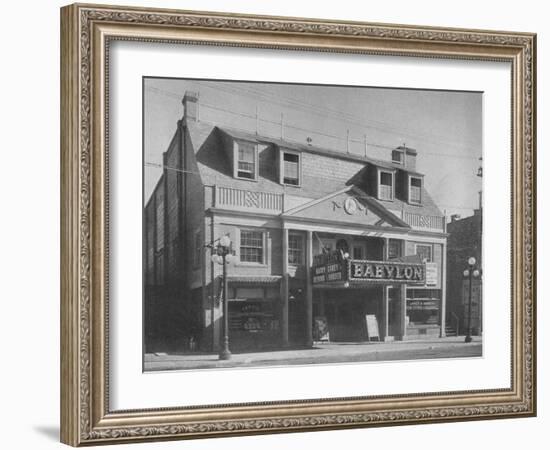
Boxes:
[446,207,482,336]
[144,92,449,352]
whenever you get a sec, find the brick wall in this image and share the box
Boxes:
[165,136,180,283]
[446,212,482,331]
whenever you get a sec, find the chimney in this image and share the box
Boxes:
[182,91,199,122]
[402,145,417,170]
[392,145,416,170]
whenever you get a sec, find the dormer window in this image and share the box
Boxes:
[280,149,301,186]
[409,176,422,204]
[235,141,257,180]
[392,149,404,164]
[378,170,394,201]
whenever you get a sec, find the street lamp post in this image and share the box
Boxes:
[463,256,481,343]
[210,235,233,360]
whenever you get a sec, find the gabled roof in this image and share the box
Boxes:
[282,186,411,229]
[186,120,443,218]
[193,124,357,200]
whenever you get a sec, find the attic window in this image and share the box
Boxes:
[409,176,422,204]
[392,149,404,164]
[236,141,257,180]
[281,150,300,186]
[378,170,394,201]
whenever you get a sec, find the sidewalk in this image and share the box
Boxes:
[144,336,482,371]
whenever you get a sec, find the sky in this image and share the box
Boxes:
[144,78,483,219]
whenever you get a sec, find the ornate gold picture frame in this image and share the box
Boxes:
[60,3,536,446]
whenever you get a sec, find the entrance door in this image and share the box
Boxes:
[288,288,306,345]
[388,287,401,337]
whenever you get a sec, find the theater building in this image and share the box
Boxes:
[144,92,448,352]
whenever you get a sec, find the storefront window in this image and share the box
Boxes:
[406,289,440,325]
[228,286,280,350]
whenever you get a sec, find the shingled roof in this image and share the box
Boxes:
[219,126,424,176]
[186,121,443,219]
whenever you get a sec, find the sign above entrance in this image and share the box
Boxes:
[313,254,346,284]
[312,251,426,285]
[348,260,425,284]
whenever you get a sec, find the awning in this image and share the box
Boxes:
[227,276,282,285]
[313,281,385,290]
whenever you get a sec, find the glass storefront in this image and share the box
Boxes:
[227,286,280,350]
[313,287,383,342]
[406,288,441,338]
[406,289,441,325]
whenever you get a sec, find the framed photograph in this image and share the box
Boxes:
[60,3,536,446]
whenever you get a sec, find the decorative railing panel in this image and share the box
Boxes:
[402,211,445,231]
[215,186,283,213]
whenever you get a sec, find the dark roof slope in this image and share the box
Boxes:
[186,121,443,217]
[220,126,423,175]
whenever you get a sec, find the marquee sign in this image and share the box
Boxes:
[313,260,346,284]
[349,260,425,284]
[312,251,426,285]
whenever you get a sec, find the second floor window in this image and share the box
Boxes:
[237,142,256,180]
[240,230,264,263]
[288,233,304,265]
[416,244,432,262]
[282,152,300,186]
[379,171,394,201]
[409,176,422,204]
[388,239,402,259]
[352,245,364,260]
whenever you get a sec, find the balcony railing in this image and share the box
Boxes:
[214,185,283,213]
[402,211,445,232]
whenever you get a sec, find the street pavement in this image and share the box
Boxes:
[144,336,482,371]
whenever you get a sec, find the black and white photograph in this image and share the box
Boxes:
[1,0,544,447]
[142,78,483,371]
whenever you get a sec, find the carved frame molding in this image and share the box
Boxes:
[61,3,536,446]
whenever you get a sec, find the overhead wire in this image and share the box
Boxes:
[191,81,482,150]
[145,86,482,160]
